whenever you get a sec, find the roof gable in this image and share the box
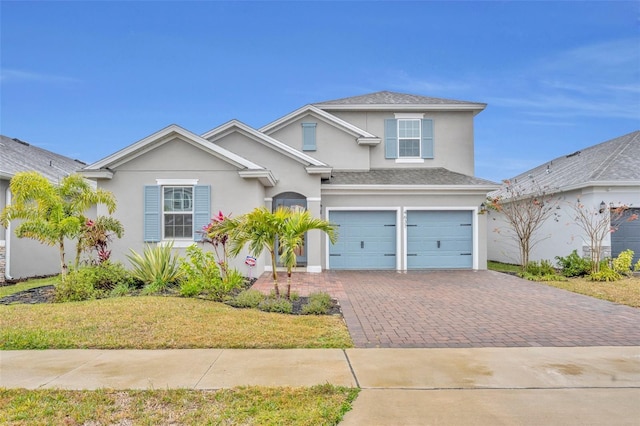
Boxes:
[313,91,486,114]
[0,135,84,181]
[202,119,328,168]
[259,105,378,141]
[83,124,264,172]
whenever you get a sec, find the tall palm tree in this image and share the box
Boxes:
[0,171,117,276]
[279,209,336,299]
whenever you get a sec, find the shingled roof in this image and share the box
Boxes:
[492,130,640,197]
[314,90,486,108]
[0,135,84,182]
[325,168,498,187]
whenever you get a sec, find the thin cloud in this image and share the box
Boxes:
[0,69,80,84]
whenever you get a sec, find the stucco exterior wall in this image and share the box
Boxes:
[266,114,370,171]
[324,110,475,175]
[487,186,640,266]
[321,191,489,270]
[95,138,268,274]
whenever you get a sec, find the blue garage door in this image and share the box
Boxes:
[329,211,397,270]
[612,208,640,265]
[407,210,473,269]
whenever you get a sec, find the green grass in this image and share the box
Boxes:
[489,261,640,308]
[0,385,360,426]
[0,276,58,298]
[0,296,353,350]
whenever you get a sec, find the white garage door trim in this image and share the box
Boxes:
[325,207,402,270]
[403,207,480,270]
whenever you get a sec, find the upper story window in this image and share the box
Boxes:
[398,119,421,158]
[163,186,193,239]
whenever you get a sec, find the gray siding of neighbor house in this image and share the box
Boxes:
[95,137,268,273]
[320,192,490,270]
[266,114,371,171]
[323,110,475,175]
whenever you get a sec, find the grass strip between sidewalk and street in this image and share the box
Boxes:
[0,385,360,426]
[0,296,353,350]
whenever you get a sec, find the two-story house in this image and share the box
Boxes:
[81,91,499,274]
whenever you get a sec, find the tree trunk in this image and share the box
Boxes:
[59,239,67,277]
[270,249,279,296]
[286,270,292,299]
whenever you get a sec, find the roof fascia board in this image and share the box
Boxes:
[238,170,277,187]
[203,120,327,167]
[79,170,114,179]
[85,124,263,171]
[321,184,500,196]
[260,105,377,139]
[315,103,487,115]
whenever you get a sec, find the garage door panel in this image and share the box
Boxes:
[329,211,397,270]
[612,208,640,265]
[407,211,473,269]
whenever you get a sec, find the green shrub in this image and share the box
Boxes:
[178,245,244,301]
[555,250,592,277]
[109,281,134,297]
[301,292,333,315]
[612,250,634,276]
[127,242,183,292]
[228,289,265,308]
[55,270,96,302]
[635,259,640,272]
[589,262,622,282]
[258,297,293,314]
[86,262,134,291]
[519,260,566,282]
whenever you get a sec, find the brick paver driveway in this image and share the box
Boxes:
[339,270,640,348]
[255,270,640,348]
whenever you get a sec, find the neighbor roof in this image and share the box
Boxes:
[314,91,486,113]
[0,135,84,182]
[492,130,640,197]
[325,168,499,187]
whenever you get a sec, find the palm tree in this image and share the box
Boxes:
[215,206,336,298]
[279,209,336,299]
[0,171,117,276]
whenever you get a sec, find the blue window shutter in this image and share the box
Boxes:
[421,119,434,159]
[302,123,317,151]
[193,185,211,241]
[143,185,161,242]
[384,119,398,158]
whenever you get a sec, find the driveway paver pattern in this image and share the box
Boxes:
[254,270,640,348]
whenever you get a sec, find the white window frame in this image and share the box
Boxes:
[162,185,194,241]
[397,118,421,158]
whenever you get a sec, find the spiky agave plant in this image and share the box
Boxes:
[126,242,183,293]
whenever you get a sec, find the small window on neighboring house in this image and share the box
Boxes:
[163,186,193,239]
[398,119,421,157]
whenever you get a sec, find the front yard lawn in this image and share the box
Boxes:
[0,385,359,426]
[541,275,640,308]
[0,296,353,350]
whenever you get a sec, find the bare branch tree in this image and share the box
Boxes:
[487,176,560,269]
[569,201,638,273]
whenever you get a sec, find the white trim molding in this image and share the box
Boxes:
[156,178,199,185]
[394,112,425,119]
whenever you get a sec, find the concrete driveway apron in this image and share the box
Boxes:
[334,270,640,348]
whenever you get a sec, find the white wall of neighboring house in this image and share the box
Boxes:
[487,187,639,266]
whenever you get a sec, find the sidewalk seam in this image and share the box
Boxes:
[193,349,225,389]
[342,349,360,389]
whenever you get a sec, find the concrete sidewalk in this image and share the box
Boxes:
[2,346,639,425]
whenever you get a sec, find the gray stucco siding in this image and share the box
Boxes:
[325,110,475,175]
[267,114,370,171]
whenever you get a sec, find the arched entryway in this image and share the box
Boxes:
[273,192,307,266]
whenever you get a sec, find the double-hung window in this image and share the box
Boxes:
[398,119,421,158]
[143,181,210,243]
[163,186,193,239]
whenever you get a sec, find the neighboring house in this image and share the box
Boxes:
[488,131,640,266]
[81,91,499,275]
[0,135,85,282]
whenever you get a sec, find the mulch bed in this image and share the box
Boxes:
[0,284,342,316]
